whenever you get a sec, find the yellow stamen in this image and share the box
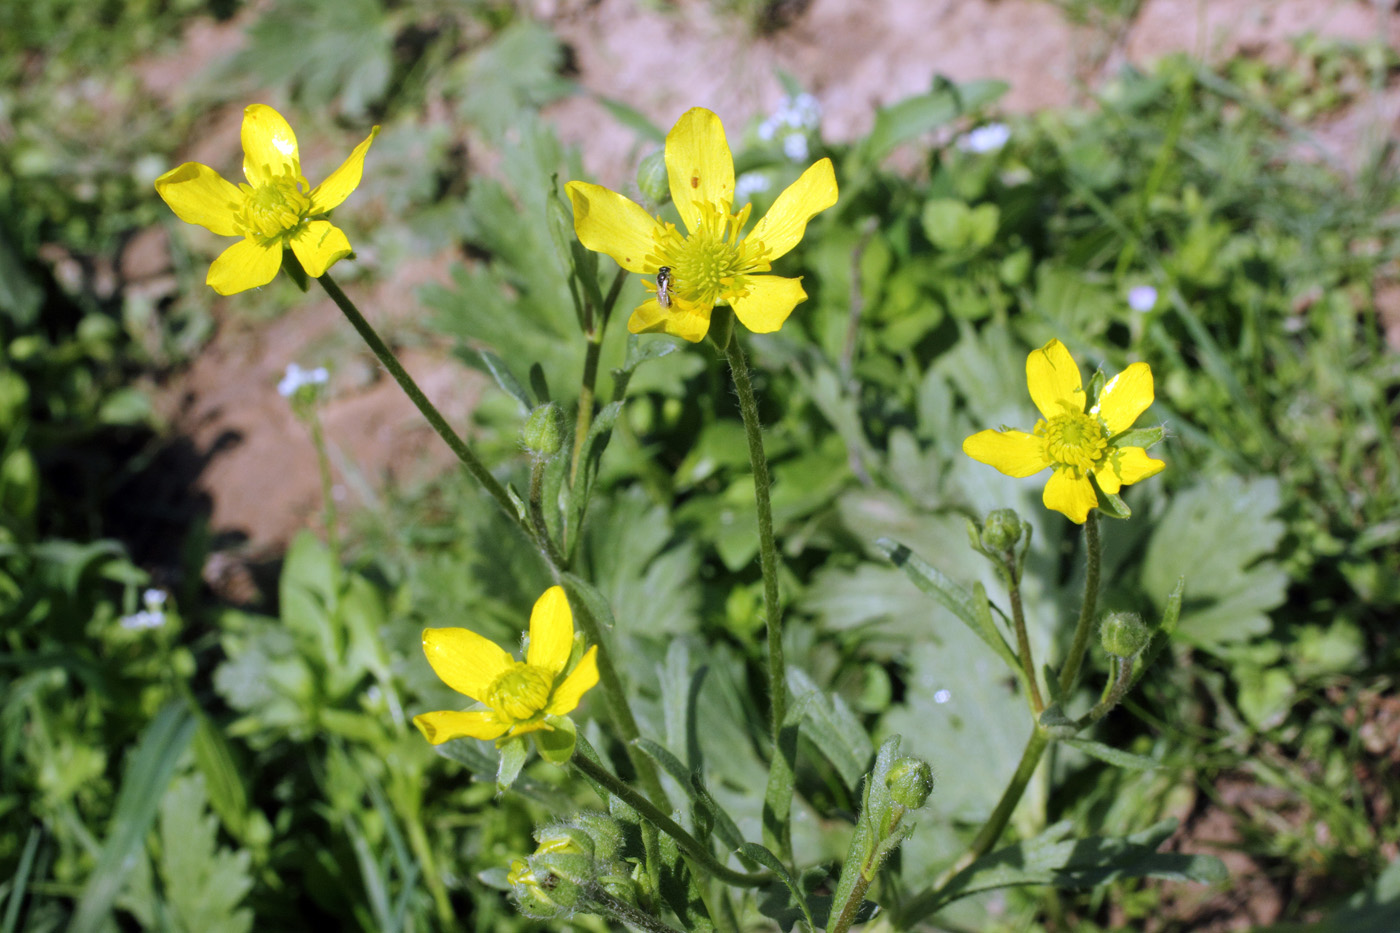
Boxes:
[234,166,312,242]
[487,662,554,722]
[1039,410,1107,473]
[647,202,772,309]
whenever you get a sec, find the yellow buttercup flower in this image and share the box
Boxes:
[963,339,1165,524]
[565,107,838,342]
[413,586,599,745]
[154,104,379,296]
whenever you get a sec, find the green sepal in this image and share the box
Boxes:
[496,736,529,792]
[505,482,530,524]
[1086,368,1106,403]
[535,715,577,764]
[286,251,310,292]
[708,306,735,351]
[1112,425,1165,449]
[1093,485,1132,520]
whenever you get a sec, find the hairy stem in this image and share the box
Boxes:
[1006,566,1044,713]
[307,409,340,560]
[721,332,792,862]
[318,272,523,531]
[1058,512,1101,696]
[570,755,772,889]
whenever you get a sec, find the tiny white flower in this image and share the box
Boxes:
[278,363,330,398]
[757,117,778,142]
[788,93,822,131]
[782,132,809,162]
[933,689,952,704]
[143,588,168,608]
[734,171,772,203]
[958,122,1011,154]
[120,609,166,631]
[1127,285,1158,313]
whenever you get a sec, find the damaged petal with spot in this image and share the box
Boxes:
[565,106,837,342]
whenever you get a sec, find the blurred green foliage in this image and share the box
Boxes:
[2,0,1398,930]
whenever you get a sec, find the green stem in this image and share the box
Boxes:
[827,810,908,933]
[1006,567,1044,713]
[528,458,566,569]
[570,268,627,485]
[307,409,340,560]
[1076,655,1135,728]
[1058,512,1101,696]
[570,755,773,889]
[571,337,601,486]
[721,331,792,862]
[318,272,523,532]
[904,726,1052,923]
[559,581,667,811]
[586,887,686,933]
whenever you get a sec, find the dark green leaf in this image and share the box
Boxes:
[69,703,197,933]
[1062,737,1159,770]
[741,843,816,932]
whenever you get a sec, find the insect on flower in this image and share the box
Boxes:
[655,265,674,309]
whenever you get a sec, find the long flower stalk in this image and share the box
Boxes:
[720,327,792,863]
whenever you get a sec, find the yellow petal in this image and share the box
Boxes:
[413,710,509,744]
[207,239,283,295]
[746,158,837,260]
[1026,340,1085,421]
[288,220,352,278]
[627,296,712,343]
[962,429,1050,477]
[241,104,301,186]
[566,181,661,273]
[154,163,243,237]
[665,107,735,232]
[1043,468,1097,524]
[547,646,599,715]
[309,125,381,214]
[1095,446,1164,494]
[729,275,807,334]
[526,586,574,674]
[1092,362,1154,436]
[421,627,512,702]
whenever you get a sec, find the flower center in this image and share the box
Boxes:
[1039,410,1108,473]
[486,662,553,723]
[648,200,771,308]
[234,167,312,242]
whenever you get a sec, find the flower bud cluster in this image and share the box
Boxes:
[508,812,637,920]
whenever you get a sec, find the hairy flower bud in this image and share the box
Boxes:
[885,756,934,810]
[508,857,583,920]
[555,811,625,863]
[1100,611,1151,659]
[980,508,1024,552]
[522,403,565,459]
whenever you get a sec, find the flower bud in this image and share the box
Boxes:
[558,811,625,863]
[885,756,934,810]
[1100,611,1151,659]
[522,403,565,459]
[980,508,1024,552]
[508,857,583,920]
[636,150,669,206]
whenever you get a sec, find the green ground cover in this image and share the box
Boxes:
[2,2,1397,931]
